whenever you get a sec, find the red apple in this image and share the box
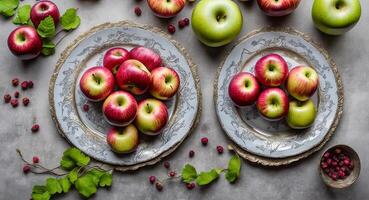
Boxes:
[286,65,319,101]
[147,0,186,18]
[257,0,301,16]
[130,46,162,71]
[257,88,289,121]
[7,26,43,60]
[103,47,130,74]
[30,0,60,27]
[150,67,180,100]
[79,67,115,102]
[102,91,138,127]
[228,72,261,107]
[106,125,139,154]
[134,98,169,135]
[255,53,289,87]
[116,59,152,95]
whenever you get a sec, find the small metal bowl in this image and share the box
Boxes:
[319,144,361,189]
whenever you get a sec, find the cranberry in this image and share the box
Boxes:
[31,124,40,133]
[21,81,28,90]
[189,150,195,158]
[10,99,18,107]
[163,161,170,169]
[23,165,31,174]
[338,170,345,178]
[167,24,176,34]
[348,163,354,170]
[22,97,30,106]
[331,173,338,180]
[32,156,40,164]
[343,159,350,166]
[216,145,224,154]
[332,161,338,166]
[149,176,156,184]
[321,162,328,169]
[334,148,342,154]
[14,91,20,98]
[155,182,163,191]
[83,104,89,112]
[134,6,142,16]
[169,171,176,177]
[323,152,330,159]
[201,137,208,145]
[178,20,186,28]
[12,78,19,87]
[27,81,34,88]
[3,94,11,103]
[183,18,190,26]
[186,182,195,190]
[326,158,332,165]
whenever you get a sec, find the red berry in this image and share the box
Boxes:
[31,124,40,133]
[12,78,19,87]
[189,150,195,158]
[21,81,28,90]
[32,156,40,164]
[23,165,31,174]
[321,162,328,169]
[149,176,156,184]
[14,91,19,98]
[323,152,330,158]
[167,24,176,34]
[326,158,332,165]
[183,18,190,26]
[28,81,34,88]
[201,137,208,145]
[331,173,338,180]
[334,148,342,154]
[83,104,89,112]
[22,97,30,106]
[10,99,18,107]
[343,159,350,166]
[216,145,224,154]
[338,170,345,178]
[163,161,170,169]
[155,182,163,191]
[332,161,338,166]
[134,6,142,16]
[186,182,195,190]
[169,171,176,177]
[178,20,186,28]
[3,94,11,103]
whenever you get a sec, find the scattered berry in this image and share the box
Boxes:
[32,156,40,164]
[169,171,176,177]
[201,137,208,145]
[23,165,31,174]
[216,145,224,154]
[21,81,28,90]
[27,81,34,88]
[186,182,195,190]
[10,99,18,107]
[83,104,89,112]
[14,91,19,98]
[178,20,186,28]
[134,6,142,16]
[155,182,163,191]
[163,161,170,169]
[167,24,176,34]
[31,124,40,133]
[149,176,156,184]
[3,94,11,103]
[12,78,19,87]
[22,97,30,106]
[189,150,195,158]
[183,18,190,26]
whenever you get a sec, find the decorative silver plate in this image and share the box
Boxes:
[215,28,343,165]
[49,21,201,171]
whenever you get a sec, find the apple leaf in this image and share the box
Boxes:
[37,16,56,38]
[0,0,19,17]
[12,4,30,25]
[67,167,79,184]
[46,178,63,195]
[41,39,55,56]
[75,174,98,198]
[225,155,241,183]
[181,164,198,183]
[61,8,80,31]
[99,172,113,187]
[32,185,51,200]
[58,177,71,193]
[60,147,90,170]
[195,169,220,186]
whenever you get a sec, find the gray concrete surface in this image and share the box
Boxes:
[0,0,368,199]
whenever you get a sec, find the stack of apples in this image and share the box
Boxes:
[228,53,319,129]
[79,46,180,154]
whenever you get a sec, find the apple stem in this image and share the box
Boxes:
[146,103,152,113]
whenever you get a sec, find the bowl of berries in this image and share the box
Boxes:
[319,145,361,188]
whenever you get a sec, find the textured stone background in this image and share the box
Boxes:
[0,0,368,199]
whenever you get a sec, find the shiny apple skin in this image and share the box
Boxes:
[147,0,186,18]
[7,26,43,60]
[129,46,162,71]
[257,88,289,120]
[228,72,260,107]
[255,53,289,87]
[150,67,180,100]
[257,0,301,17]
[134,98,169,136]
[106,125,139,154]
[30,0,60,27]
[103,47,130,74]
[286,65,319,101]
[102,91,138,127]
[79,67,115,102]
[116,59,152,95]
[287,99,317,129]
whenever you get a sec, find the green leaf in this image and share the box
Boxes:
[12,4,30,25]
[32,185,51,200]
[37,16,56,38]
[46,178,62,195]
[196,169,220,186]
[225,155,241,183]
[67,168,79,184]
[41,39,55,56]
[60,8,80,31]
[60,148,90,170]
[99,172,113,187]
[59,177,71,193]
[75,175,98,198]
[0,0,19,17]
[181,164,197,183]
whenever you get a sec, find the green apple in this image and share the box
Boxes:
[312,0,361,35]
[287,100,317,129]
[191,0,243,47]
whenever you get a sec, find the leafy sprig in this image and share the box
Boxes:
[0,0,19,17]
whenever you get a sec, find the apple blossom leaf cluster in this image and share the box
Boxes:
[181,154,241,186]
[0,0,19,17]
[19,147,113,200]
